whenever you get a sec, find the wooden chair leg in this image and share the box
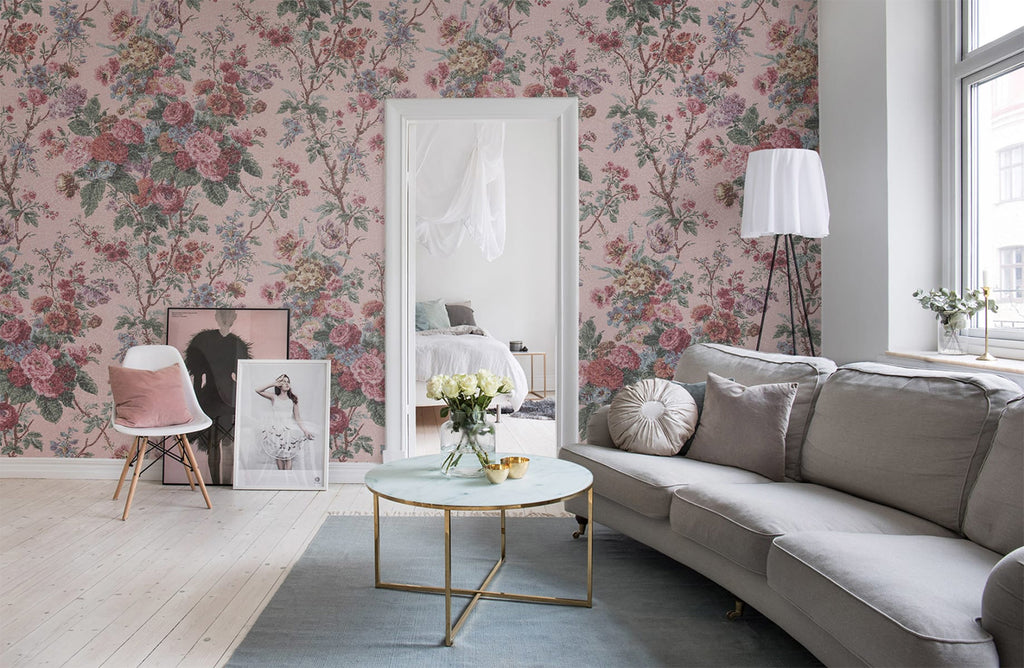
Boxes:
[113,436,140,501]
[180,434,212,509]
[122,437,148,520]
[177,436,197,491]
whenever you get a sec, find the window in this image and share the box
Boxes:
[1001,246,1024,301]
[948,2,1024,351]
[966,0,1024,53]
[998,144,1023,202]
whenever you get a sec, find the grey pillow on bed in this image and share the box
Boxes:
[446,303,477,327]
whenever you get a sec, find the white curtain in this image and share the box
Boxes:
[414,121,506,261]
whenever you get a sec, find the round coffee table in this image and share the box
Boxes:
[364,453,593,646]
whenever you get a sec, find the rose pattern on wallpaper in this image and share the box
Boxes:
[0,0,819,460]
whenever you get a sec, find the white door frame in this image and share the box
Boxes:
[383,97,579,461]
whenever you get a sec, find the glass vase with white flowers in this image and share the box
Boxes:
[426,370,514,478]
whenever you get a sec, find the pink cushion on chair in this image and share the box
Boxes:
[109,364,193,428]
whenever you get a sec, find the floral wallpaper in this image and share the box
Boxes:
[0,0,819,461]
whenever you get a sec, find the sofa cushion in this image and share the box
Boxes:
[801,363,1022,533]
[964,397,1024,555]
[685,374,796,481]
[768,532,1001,667]
[982,547,1024,668]
[671,380,706,455]
[674,343,836,480]
[670,482,957,574]
[608,378,697,456]
[586,405,615,448]
[559,442,769,519]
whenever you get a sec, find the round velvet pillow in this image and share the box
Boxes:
[607,378,698,456]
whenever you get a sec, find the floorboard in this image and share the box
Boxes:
[0,413,560,667]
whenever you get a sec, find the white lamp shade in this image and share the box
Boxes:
[740,148,829,239]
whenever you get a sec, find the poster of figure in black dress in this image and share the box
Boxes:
[165,308,289,485]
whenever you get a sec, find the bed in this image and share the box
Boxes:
[415,325,529,412]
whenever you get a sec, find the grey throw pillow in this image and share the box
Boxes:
[686,372,797,481]
[446,303,477,327]
[671,380,706,455]
[607,378,698,456]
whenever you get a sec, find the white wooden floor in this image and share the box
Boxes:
[0,415,561,668]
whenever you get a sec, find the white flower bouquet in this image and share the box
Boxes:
[426,369,514,475]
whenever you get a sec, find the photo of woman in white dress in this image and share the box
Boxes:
[255,374,315,470]
[233,359,330,491]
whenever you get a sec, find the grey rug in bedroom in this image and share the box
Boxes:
[502,397,555,420]
[227,516,820,667]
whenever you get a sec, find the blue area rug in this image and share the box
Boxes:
[228,516,819,667]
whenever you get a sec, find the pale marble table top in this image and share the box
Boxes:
[364,454,592,510]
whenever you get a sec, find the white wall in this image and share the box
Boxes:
[820,0,890,364]
[415,119,558,390]
[885,0,943,352]
[820,0,943,364]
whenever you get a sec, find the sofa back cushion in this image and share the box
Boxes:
[801,363,1022,533]
[674,343,836,480]
[964,397,1023,554]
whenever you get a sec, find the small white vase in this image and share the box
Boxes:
[937,321,965,355]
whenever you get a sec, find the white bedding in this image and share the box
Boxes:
[416,328,528,411]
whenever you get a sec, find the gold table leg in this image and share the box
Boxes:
[444,509,453,646]
[587,487,593,605]
[373,493,381,587]
[375,489,594,646]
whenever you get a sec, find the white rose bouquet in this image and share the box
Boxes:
[426,369,514,474]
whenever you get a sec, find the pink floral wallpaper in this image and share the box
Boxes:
[0,0,819,461]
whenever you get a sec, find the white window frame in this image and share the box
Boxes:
[943,2,1024,358]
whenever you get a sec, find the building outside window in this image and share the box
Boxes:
[998,144,1023,203]
[949,1,1024,352]
[1000,246,1024,303]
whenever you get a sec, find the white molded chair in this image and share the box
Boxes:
[112,345,213,520]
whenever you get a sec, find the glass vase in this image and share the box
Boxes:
[439,412,496,478]
[938,321,966,355]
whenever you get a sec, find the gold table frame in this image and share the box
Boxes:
[371,486,593,646]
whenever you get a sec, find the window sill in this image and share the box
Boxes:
[881,350,1024,389]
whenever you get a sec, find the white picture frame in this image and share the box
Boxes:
[233,359,330,491]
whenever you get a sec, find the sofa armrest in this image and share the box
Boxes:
[982,546,1023,668]
[587,405,613,448]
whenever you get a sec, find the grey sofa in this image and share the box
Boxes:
[561,343,1024,667]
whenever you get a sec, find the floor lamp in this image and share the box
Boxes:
[741,148,829,357]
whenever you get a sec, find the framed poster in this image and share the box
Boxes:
[164,307,290,485]
[233,359,330,491]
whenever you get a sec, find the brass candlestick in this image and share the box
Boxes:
[977,286,996,362]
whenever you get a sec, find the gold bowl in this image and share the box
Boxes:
[483,463,510,484]
[501,456,530,479]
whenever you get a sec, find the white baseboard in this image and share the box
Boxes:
[0,457,376,484]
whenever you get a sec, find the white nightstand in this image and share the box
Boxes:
[512,351,547,399]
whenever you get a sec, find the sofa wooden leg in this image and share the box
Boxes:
[726,599,745,620]
[572,515,589,539]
